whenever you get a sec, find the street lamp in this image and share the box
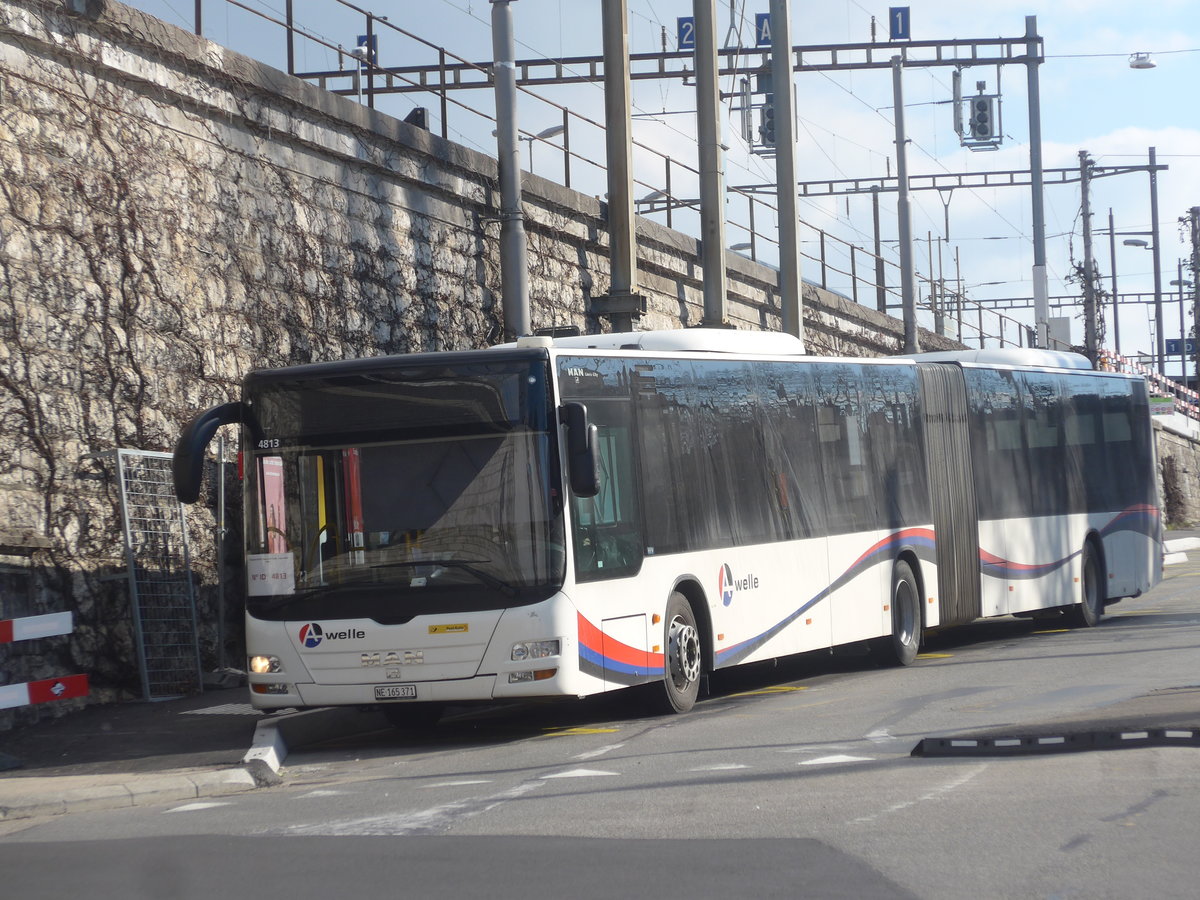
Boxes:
[521,124,566,175]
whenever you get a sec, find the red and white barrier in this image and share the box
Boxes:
[0,612,89,711]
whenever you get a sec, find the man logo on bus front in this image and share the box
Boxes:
[299,623,323,648]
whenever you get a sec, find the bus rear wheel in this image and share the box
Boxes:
[1066,543,1103,628]
[873,560,921,667]
[651,592,702,714]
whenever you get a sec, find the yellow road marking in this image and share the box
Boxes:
[916,652,953,659]
[1032,628,1069,634]
[540,727,620,737]
[731,685,808,697]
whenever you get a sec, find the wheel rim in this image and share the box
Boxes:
[668,616,701,688]
[894,579,916,646]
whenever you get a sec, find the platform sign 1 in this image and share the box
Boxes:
[889,7,911,41]
[677,16,695,50]
[1166,338,1196,355]
[755,13,772,47]
[355,34,378,67]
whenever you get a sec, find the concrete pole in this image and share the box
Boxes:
[491,0,531,339]
[1150,147,1165,374]
[1025,16,1050,348]
[1079,150,1098,365]
[599,0,642,332]
[892,56,919,354]
[694,0,729,327]
[770,0,803,342]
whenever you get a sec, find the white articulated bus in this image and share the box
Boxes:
[173,330,1162,722]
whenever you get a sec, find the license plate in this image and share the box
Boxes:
[374,684,417,700]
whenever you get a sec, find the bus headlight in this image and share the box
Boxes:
[249,654,283,674]
[511,639,560,662]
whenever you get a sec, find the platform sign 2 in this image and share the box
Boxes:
[889,7,911,41]
[677,17,695,51]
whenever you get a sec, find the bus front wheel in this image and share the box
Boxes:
[652,592,702,714]
[873,560,921,667]
[1066,543,1103,628]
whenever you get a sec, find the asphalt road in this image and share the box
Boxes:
[3,553,1199,899]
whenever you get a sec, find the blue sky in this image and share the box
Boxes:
[119,1,1200,367]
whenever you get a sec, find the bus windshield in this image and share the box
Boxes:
[242,357,564,622]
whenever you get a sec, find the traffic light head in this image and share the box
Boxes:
[759,93,777,148]
[968,95,996,141]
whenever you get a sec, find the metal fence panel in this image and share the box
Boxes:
[112,450,201,700]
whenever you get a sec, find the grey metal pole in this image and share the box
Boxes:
[694,0,728,327]
[491,0,530,339]
[872,186,886,312]
[892,56,919,354]
[599,0,641,332]
[1150,147,1165,374]
[1190,207,1200,389]
[1079,150,1098,365]
[770,0,802,342]
[1108,208,1121,356]
[1025,15,1050,348]
[216,433,226,673]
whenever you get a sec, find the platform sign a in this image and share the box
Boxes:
[677,17,695,50]
[889,7,911,41]
[755,13,772,47]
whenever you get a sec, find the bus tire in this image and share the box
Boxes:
[1066,542,1103,628]
[652,592,702,714]
[382,703,444,729]
[874,560,921,667]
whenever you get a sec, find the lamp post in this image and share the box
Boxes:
[1170,264,1193,386]
[1096,213,1154,363]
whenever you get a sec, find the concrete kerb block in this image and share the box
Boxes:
[244,706,379,778]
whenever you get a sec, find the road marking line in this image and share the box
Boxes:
[573,743,626,760]
[689,763,750,771]
[541,727,620,737]
[420,780,493,788]
[865,728,892,743]
[801,755,872,766]
[848,764,988,826]
[541,768,618,779]
[916,652,952,659]
[165,801,233,813]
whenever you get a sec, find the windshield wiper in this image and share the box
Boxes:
[372,559,518,597]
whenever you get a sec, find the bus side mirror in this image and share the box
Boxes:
[173,401,245,504]
[561,402,600,498]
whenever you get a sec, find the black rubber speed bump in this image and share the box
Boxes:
[912,727,1200,757]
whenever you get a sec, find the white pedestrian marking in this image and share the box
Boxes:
[298,790,347,798]
[689,763,750,771]
[542,768,618,779]
[865,728,892,743]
